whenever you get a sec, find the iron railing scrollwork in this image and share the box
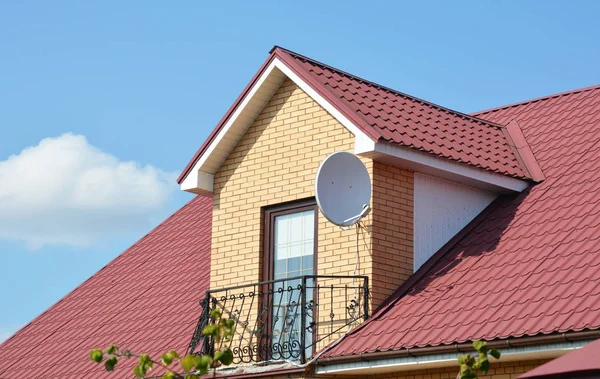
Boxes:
[187,275,369,364]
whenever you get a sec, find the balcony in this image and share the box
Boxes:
[187,275,369,364]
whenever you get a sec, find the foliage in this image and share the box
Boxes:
[457,341,501,379]
[89,309,235,378]
[90,305,500,379]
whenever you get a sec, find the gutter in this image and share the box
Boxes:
[214,367,308,378]
[316,330,600,365]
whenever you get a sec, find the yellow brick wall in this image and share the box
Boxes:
[371,162,414,306]
[211,78,370,289]
[210,78,414,348]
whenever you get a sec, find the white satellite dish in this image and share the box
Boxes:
[315,152,371,227]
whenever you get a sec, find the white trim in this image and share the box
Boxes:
[356,135,529,193]
[181,60,284,193]
[315,340,590,376]
[181,171,214,195]
[180,57,530,194]
[354,133,376,155]
[180,58,376,194]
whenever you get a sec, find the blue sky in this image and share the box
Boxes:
[0,1,598,342]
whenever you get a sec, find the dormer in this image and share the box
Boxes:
[179,47,544,365]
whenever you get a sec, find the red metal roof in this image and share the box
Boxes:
[322,84,600,358]
[178,47,530,184]
[518,338,600,378]
[0,195,212,378]
[3,48,600,376]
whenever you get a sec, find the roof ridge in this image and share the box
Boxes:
[271,46,507,129]
[473,83,600,116]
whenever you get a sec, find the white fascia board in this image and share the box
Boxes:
[180,60,285,193]
[180,171,214,195]
[315,340,589,376]
[272,58,373,144]
[180,57,375,194]
[356,135,529,193]
[181,56,528,194]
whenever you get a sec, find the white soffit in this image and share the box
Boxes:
[180,58,374,194]
[355,136,529,193]
[181,60,286,193]
[181,57,530,194]
[315,340,589,376]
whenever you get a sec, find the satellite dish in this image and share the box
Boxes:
[315,152,371,227]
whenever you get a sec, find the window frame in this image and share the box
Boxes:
[262,198,318,283]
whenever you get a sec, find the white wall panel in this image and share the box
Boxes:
[414,173,496,271]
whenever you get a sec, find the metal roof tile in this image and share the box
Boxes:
[322,85,600,358]
[0,195,212,378]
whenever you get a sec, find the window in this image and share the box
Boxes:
[263,199,317,359]
[263,199,317,282]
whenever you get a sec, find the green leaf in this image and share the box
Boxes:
[197,365,209,375]
[104,356,118,372]
[186,375,200,379]
[135,364,147,377]
[139,353,151,365]
[479,358,490,373]
[196,355,211,370]
[106,344,118,355]
[478,352,487,362]
[168,350,180,360]
[161,352,174,366]
[133,365,145,378]
[210,308,221,320]
[202,324,218,337]
[213,351,222,362]
[457,354,470,365]
[473,340,488,353]
[162,371,176,379]
[217,349,233,365]
[90,349,103,363]
[460,366,477,379]
[489,349,501,359]
[181,355,196,372]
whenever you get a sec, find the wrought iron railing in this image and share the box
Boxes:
[187,275,369,364]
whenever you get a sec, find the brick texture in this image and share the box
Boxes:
[371,162,414,306]
[210,78,414,347]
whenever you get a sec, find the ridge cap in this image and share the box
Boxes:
[271,46,508,129]
[473,84,600,116]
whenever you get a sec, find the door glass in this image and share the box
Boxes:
[271,209,314,359]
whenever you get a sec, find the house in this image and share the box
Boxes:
[1,46,599,379]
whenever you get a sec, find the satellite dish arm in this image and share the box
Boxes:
[341,204,371,226]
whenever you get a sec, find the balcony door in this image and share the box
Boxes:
[264,199,317,360]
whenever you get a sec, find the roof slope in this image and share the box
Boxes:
[178,47,530,183]
[0,195,212,379]
[518,337,600,378]
[322,84,600,358]
[277,48,529,179]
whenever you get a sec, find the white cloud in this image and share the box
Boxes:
[0,134,177,249]
[0,325,19,343]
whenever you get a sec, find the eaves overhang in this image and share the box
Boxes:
[178,47,533,194]
[315,331,600,376]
